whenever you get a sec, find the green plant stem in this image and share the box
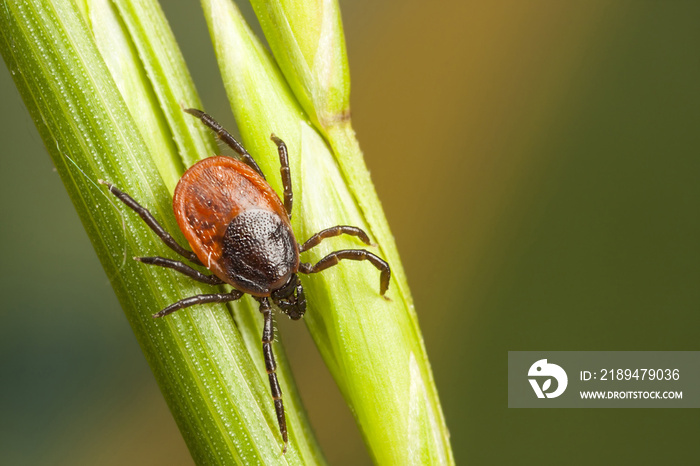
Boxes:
[0,0,323,463]
[204,0,454,463]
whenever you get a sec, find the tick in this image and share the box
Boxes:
[101,108,390,453]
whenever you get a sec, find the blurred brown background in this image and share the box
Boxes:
[1,1,699,464]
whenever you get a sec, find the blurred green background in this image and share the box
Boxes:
[1,1,698,464]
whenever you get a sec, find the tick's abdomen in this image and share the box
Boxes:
[173,156,299,293]
[223,209,297,295]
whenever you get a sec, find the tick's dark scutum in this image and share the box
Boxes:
[223,209,298,295]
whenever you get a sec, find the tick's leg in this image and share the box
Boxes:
[299,226,371,252]
[135,256,224,285]
[270,134,293,218]
[152,290,243,318]
[184,108,266,179]
[256,297,289,453]
[299,249,391,296]
[100,181,202,266]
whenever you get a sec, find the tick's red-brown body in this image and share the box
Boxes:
[104,109,390,454]
[174,156,299,296]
